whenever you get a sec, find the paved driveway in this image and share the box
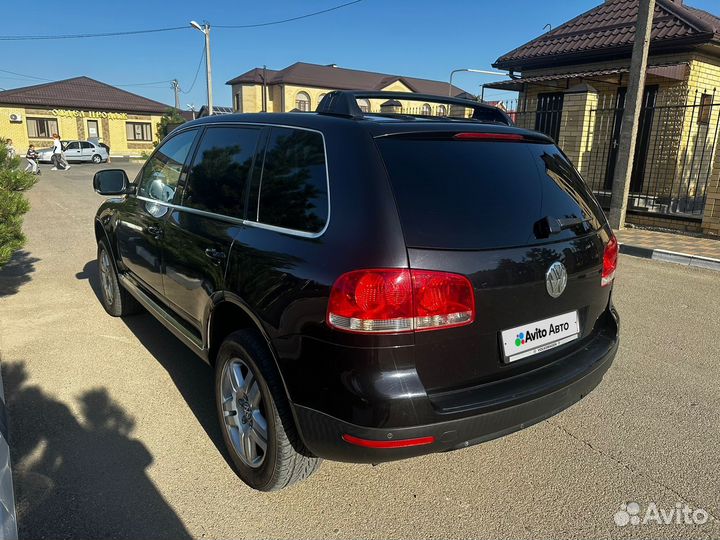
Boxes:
[1,163,719,539]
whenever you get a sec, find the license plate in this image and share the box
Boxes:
[501,311,580,363]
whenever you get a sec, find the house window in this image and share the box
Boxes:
[234,92,241,112]
[27,117,58,138]
[698,93,713,125]
[422,103,432,116]
[437,105,447,116]
[295,92,311,112]
[126,122,153,141]
[357,98,370,113]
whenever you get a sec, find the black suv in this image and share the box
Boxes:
[93,91,619,491]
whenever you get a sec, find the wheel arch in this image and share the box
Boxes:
[206,294,282,373]
[206,294,299,416]
[94,217,120,272]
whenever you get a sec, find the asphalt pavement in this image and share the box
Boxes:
[1,162,719,539]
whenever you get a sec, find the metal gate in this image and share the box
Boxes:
[500,89,720,218]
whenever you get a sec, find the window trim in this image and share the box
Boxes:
[132,122,331,239]
[27,117,59,139]
[126,121,153,142]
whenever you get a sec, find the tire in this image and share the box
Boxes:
[92,154,102,164]
[97,240,143,317]
[215,329,321,491]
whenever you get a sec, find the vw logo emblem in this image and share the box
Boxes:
[545,261,568,298]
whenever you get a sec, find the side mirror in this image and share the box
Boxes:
[93,169,131,196]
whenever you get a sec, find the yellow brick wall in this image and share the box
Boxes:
[0,106,162,156]
[691,55,720,235]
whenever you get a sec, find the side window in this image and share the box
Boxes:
[137,130,197,203]
[182,126,260,217]
[257,127,328,233]
[80,142,93,149]
[66,142,80,150]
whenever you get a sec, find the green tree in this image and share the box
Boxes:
[0,140,38,267]
[154,109,186,147]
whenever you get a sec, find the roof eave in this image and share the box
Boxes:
[493,34,715,72]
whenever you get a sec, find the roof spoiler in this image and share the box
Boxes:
[316,90,514,125]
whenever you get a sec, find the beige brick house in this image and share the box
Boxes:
[0,77,168,158]
[227,62,466,116]
[487,0,720,235]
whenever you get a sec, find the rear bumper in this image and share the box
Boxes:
[293,307,618,463]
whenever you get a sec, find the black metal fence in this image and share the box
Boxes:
[497,90,720,218]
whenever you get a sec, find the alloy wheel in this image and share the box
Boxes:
[99,249,114,305]
[220,358,268,468]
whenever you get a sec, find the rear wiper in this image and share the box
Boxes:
[534,216,591,238]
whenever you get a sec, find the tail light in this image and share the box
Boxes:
[327,269,475,333]
[601,235,619,287]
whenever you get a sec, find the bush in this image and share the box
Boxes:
[0,141,38,267]
[154,109,186,147]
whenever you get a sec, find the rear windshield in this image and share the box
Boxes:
[377,138,605,250]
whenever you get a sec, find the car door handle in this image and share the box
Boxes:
[204,248,226,263]
[146,225,163,238]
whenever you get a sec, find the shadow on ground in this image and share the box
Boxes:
[76,259,229,462]
[2,361,191,539]
[0,251,39,297]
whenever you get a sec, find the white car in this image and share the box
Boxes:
[37,140,109,164]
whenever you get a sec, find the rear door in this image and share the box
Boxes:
[80,141,95,161]
[162,125,262,327]
[376,132,612,392]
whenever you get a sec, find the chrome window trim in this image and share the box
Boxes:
[141,121,331,239]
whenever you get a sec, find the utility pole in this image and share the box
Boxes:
[608,0,656,229]
[171,79,180,110]
[190,21,213,115]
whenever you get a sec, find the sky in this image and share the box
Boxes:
[1,0,718,109]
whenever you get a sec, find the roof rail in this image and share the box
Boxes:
[316,90,513,125]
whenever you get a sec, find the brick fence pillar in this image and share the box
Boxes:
[701,150,720,236]
[557,84,598,177]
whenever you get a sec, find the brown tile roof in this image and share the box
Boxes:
[494,0,720,71]
[0,76,170,113]
[227,62,466,97]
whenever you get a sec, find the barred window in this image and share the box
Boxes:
[27,117,58,138]
[126,122,153,141]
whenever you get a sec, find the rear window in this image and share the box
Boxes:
[377,138,604,250]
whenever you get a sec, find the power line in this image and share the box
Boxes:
[181,43,206,95]
[0,26,188,41]
[0,1,364,40]
[0,68,50,81]
[0,68,175,90]
[215,0,363,28]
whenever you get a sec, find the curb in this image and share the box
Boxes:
[619,243,720,272]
